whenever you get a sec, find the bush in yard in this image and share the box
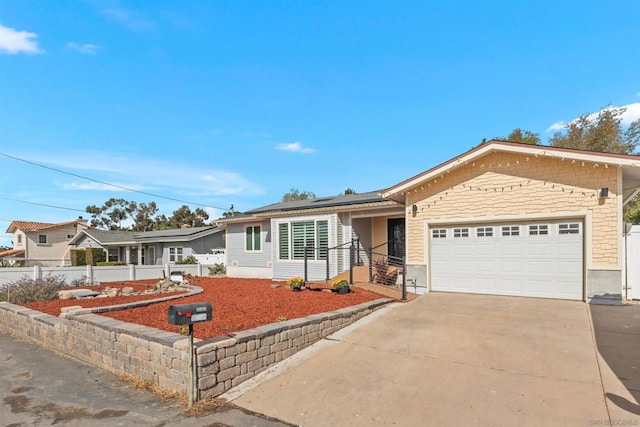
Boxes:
[0,274,67,305]
[208,263,226,276]
[176,255,198,265]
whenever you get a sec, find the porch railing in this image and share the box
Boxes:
[301,238,407,301]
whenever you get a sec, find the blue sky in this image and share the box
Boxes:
[1,0,639,247]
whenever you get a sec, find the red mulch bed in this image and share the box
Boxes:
[25,277,386,340]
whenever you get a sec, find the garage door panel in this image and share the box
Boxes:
[430,220,583,300]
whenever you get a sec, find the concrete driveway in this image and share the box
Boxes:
[226,293,640,426]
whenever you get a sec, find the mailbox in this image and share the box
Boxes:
[168,302,212,325]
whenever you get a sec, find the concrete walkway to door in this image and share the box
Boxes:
[225,293,640,426]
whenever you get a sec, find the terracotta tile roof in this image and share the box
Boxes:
[6,220,84,233]
[0,249,25,258]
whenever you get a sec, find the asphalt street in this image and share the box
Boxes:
[0,332,292,427]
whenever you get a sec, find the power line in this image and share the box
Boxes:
[0,198,86,213]
[0,152,231,211]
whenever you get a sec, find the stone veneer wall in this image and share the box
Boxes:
[0,298,392,399]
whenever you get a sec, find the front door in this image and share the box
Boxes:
[387,218,405,261]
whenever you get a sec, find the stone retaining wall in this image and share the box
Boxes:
[0,298,392,399]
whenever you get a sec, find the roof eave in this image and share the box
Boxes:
[382,141,640,198]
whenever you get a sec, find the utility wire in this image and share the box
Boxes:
[0,198,86,213]
[0,152,231,211]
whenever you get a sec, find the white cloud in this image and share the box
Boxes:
[66,42,101,55]
[28,151,264,198]
[275,141,316,154]
[0,24,43,54]
[546,102,640,132]
[546,121,567,132]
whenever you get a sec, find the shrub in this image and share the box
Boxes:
[332,278,349,290]
[0,274,67,304]
[69,275,98,287]
[96,261,127,266]
[176,255,198,265]
[208,263,226,276]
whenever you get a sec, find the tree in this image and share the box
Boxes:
[282,188,316,202]
[342,188,357,195]
[86,198,136,230]
[549,106,640,154]
[504,128,541,145]
[157,205,210,229]
[130,202,159,231]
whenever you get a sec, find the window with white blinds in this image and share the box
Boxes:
[278,219,329,260]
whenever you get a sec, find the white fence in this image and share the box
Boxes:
[193,249,226,266]
[0,264,204,287]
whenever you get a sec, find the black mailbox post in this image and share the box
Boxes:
[168,302,212,325]
[168,302,213,408]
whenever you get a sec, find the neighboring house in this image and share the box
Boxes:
[68,225,225,265]
[222,140,640,302]
[0,218,90,267]
[217,191,404,280]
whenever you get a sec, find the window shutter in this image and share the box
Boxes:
[316,220,328,260]
[279,223,289,260]
[254,226,261,251]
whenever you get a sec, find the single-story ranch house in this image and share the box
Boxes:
[219,140,640,303]
[68,225,225,265]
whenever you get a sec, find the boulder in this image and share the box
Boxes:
[106,288,121,297]
[122,286,134,295]
[58,290,74,300]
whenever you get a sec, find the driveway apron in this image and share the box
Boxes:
[229,293,628,426]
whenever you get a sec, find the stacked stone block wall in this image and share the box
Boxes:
[0,297,391,399]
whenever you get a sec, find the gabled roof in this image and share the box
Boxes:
[68,226,223,246]
[6,219,85,234]
[381,140,640,204]
[68,229,138,246]
[218,191,402,223]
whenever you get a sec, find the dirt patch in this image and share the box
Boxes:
[25,277,385,340]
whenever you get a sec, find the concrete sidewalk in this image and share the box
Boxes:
[0,333,292,427]
[227,293,640,426]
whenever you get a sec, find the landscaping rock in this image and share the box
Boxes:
[106,288,121,298]
[58,290,74,300]
[122,286,135,295]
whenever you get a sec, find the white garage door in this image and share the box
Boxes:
[430,220,583,300]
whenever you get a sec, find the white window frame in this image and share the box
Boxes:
[453,228,469,238]
[476,227,493,237]
[502,226,520,236]
[169,247,184,262]
[245,225,262,252]
[559,223,580,235]
[529,224,549,236]
[432,229,447,239]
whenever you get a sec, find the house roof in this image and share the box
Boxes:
[381,140,640,204]
[133,226,223,243]
[6,219,86,233]
[68,226,223,246]
[217,191,402,223]
[68,229,138,246]
[0,248,25,258]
